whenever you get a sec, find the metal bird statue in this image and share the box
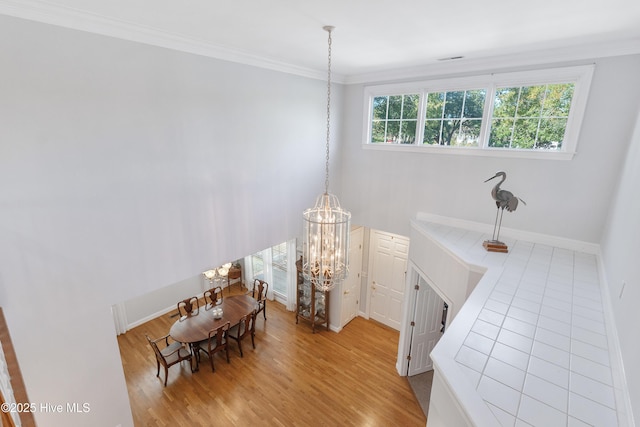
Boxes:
[483,171,526,252]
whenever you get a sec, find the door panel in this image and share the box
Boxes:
[408,275,445,376]
[369,231,409,330]
[341,227,363,327]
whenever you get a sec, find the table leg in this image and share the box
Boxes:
[190,343,200,372]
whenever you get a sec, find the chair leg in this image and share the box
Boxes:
[263,304,266,320]
[251,332,255,349]
[156,360,160,377]
[192,345,199,372]
[225,346,230,363]
[238,340,244,357]
[190,358,196,373]
[163,366,169,387]
[209,353,215,372]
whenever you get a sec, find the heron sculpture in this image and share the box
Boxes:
[484,171,526,251]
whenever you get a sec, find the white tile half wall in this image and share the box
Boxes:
[408,220,631,427]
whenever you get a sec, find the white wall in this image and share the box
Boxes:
[339,55,640,244]
[600,106,640,424]
[123,274,203,328]
[0,15,341,427]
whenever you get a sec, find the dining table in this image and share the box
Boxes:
[170,294,258,370]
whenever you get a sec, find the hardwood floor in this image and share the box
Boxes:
[117,288,427,426]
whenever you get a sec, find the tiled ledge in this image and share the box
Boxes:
[417,221,627,427]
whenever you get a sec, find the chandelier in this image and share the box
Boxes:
[202,263,232,286]
[302,26,351,292]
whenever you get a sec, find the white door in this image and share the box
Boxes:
[369,231,409,330]
[341,227,363,328]
[408,275,446,376]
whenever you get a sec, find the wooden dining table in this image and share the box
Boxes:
[170,294,258,370]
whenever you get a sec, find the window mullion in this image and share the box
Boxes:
[414,91,427,145]
[459,91,468,144]
[480,84,496,149]
[399,95,405,143]
[439,92,446,145]
[384,95,390,143]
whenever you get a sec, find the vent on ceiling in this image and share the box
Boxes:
[437,56,464,61]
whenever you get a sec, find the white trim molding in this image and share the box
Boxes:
[1,0,638,85]
[0,0,329,81]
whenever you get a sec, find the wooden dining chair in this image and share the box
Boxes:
[249,279,268,320]
[227,310,256,357]
[177,296,199,318]
[196,322,230,372]
[204,286,223,308]
[145,334,193,386]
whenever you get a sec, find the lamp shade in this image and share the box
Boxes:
[303,192,351,291]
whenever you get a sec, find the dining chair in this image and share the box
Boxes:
[204,286,223,308]
[227,310,256,357]
[196,322,230,372]
[177,296,199,318]
[145,334,193,386]
[249,279,269,320]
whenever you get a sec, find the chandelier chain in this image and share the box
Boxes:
[302,26,351,293]
[324,27,332,194]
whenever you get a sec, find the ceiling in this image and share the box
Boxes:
[2,0,640,83]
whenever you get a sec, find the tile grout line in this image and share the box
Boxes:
[564,248,575,426]
[514,242,555,425]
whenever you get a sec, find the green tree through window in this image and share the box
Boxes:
[489,83,574,149]
[364,65,592,157]
[371,94,419,143]
[424,90,486,146]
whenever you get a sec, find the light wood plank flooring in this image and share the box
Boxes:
[117,288,427,426]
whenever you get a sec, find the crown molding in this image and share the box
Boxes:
[1,0,637,86]
[345,38,640,85]
[0,0,350,83]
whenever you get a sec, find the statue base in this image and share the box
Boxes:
[483,240,508,253]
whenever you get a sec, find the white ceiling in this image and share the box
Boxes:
[2,0,640,82]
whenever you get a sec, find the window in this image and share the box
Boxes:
[250,251,264,279]
[271,242,287,295]
[371,94,420,144]
[489,83,574,150]
[245,240,295,304]
[423,89,486,147]
[363,66,593,159]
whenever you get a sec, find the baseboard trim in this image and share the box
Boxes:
[126,290,206,331]
[597,257,636,427]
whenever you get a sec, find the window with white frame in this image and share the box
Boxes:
[246,241,290,298]
[363,65,593,159]
[371,94,420,144]
[271,242,287,295]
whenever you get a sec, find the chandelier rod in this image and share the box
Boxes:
[323,25,334,195]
